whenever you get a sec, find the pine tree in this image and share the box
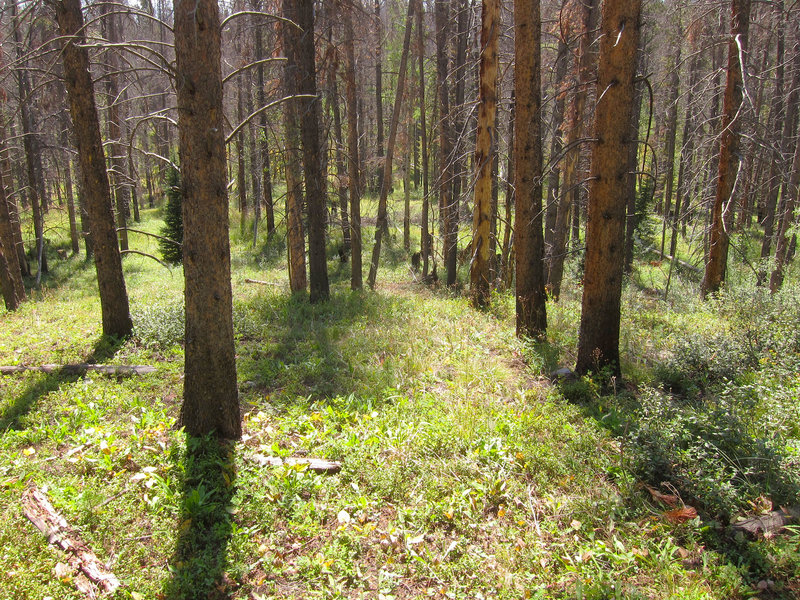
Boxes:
[159,167,183,264]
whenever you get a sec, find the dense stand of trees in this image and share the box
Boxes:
[1,0,799,434]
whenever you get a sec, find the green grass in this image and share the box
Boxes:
[1,197,798,599]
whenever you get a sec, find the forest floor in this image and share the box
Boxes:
[0,201,799,599]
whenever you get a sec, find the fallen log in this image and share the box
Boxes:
[251,454,342,474]
[22,486,121,597]
[244,278,282,286]
[732,506,800,537]
[0,364,156,376]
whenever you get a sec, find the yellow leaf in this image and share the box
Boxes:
[22,447,35,456]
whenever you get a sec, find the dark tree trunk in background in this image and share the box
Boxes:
[329,67,351,255]
[514,0,547,337]
[101,4,130,251]
[173,0,240,439]
[659,31,681,259]
[253,0,275,236]
[417,0,430,277]
[702,0,751,298]
[576,0,641,378]
[282,0,308,295]
[544,39,569,260]
[296,0,330,303]
[367,0,415,289]
[623,48,646,273]
[56,0,132,338]
[374,0,385,193]
[13,0,48,277]
[759,19,797,285]
[770,134,800,292]
[0,166,24,310]
[436,0,457,285]
[547,0,599,300]
[342,0,362,290]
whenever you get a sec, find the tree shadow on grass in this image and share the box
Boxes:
[163,434,237,600]
[0,334,126,432]
[236,287,407,412]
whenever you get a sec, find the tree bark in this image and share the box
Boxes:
[282,0,307,295]
[56,0,132,339]
[367,0,415,289]
[295,0,330,303]
[0,163,24,310]
[702,0,751,298]
[470,0,499,308]
[342,1,362,290]
[513,0,547,337]
[12,0,48,277]
[436,0,457,285]
[173,0,240,439]
[575,0,641,378]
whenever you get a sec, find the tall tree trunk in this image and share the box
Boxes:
[329,65,351,254]
[623,46,646,273]
[770,132,800,292]
[436,0,457,285]
[101,4,129,251]
[282,0,307,295]
[12,0,48,277]
[403,119,411,251]
[253,0,275,236]
[173,0,240,439]
[575,0,641,378]
[417,0,430,277]
[546,0,599,300]
[343,0,362,290]
[500,94,514,289]
[514,0,547,337]
[236,76,247,236]
[702,0,751,298]
[659,30,681,258]
[470,0,499,308]
[246,77,263,249]
[544,39,570,259]
[374,0,385,193]
[56,0,132,339]
[759,18,796,285]
[0,165,24,310]
[296,0,330,303]
[367,0,416,289]
[452,0,469,222]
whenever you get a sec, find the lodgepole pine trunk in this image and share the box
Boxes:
[470,0,499,308]
[575,0,641,378]
[173,0,240,439]
[367,0,415,289]
[56,0,132,339]
[702,0,751,298]
[513,0,547,337]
